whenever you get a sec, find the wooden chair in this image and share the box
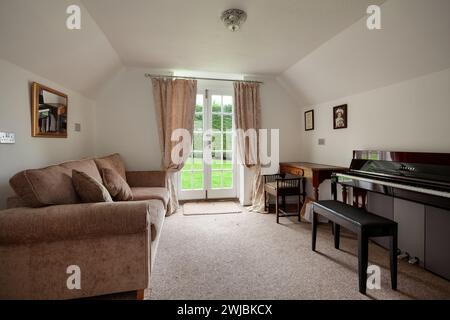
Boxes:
[264,173,305,223]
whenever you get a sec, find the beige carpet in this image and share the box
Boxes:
[147,205,450,300]
[182,201,242,216]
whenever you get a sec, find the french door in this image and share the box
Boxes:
[179,90,237,200]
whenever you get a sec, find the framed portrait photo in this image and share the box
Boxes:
[333,104,347,129]
[304,109,314,131]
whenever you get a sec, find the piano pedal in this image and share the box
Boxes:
[408,257,419,265]
[398,252,409,260]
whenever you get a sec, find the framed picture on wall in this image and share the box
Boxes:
[333,104,347,129]
[304,109,314,131]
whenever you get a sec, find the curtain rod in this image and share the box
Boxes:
[144,73,263,84]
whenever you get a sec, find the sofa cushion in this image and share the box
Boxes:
[131,187,169,207]
[10,165,80,208]
[0,201,150,245]
[60,159,102,183]
[95,153,127,181]
[101,168,133,201]
[72,170,113,203]
[6,196,27,209]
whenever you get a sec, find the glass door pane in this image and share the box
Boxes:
[210,94,234,191]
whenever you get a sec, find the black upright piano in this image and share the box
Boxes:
[331,150,450,280]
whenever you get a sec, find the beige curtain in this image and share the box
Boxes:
[233,82,265,213]
[152,78,197,215]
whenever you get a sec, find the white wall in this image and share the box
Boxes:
[300,67,450,169]
[94,68,162,170]
[260,77,303,163]
[0,59,96,209]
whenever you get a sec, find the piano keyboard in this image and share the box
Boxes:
[336,173,450,199]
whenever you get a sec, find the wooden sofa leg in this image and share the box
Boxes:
[136,289,145,300]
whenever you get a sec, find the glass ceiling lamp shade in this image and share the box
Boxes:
[221,9,247,32]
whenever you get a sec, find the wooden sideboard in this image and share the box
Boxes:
[280,162,347,200]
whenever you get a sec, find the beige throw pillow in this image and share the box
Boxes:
[101,168,133,201]
[72,170,113,203]
[94,153,127,181]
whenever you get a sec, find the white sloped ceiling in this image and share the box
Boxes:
[0,0,122,97]
[279,0,450,107]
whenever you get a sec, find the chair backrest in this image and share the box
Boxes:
[277,178,302,189]
[263,173,285,184]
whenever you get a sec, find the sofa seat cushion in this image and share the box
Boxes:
[131,187,169,206]
[10,165,80,208]
[60,159,102,183]
[95,153,127,181]
[101,168,133,201]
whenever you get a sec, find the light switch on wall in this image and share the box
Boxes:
[74,123,81,132]
[0,132,15,144]
[318,138,326,145]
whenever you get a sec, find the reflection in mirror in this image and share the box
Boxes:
[31,82,68,137]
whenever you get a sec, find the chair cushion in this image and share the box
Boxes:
[95,153,127,181]
[10,165,80,208]
[101,168,133,201]
[131,187,169,206]
[72,170,113,203]
[60,159,102,183]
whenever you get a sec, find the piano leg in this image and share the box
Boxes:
[331,177,337,236]
[331,177,337,201]
[353,188,368,209]
[334,224,341,249]
[342,185,348,204]
[390,228,398,291]
[358,231,369,295]
[312,210,318,251]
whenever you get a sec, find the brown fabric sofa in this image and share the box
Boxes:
[0,154,168,300]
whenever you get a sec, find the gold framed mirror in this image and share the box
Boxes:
[31,82,68,138]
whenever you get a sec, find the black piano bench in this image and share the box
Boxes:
[312,200,398,294]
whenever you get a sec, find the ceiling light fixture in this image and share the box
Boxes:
[221,9,247,32]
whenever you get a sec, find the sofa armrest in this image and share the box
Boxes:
[0,201,150,245]
[126,171,167,188]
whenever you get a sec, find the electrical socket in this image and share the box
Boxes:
[0,132,15,144]
[318,138,325,145]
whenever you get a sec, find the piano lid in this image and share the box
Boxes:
[353,150,450,166]
[350,151,450,187]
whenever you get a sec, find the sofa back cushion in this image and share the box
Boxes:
[60,159,102,183]
[72,170,113,203]
[95,153,127,181]
[10,165,80,208]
